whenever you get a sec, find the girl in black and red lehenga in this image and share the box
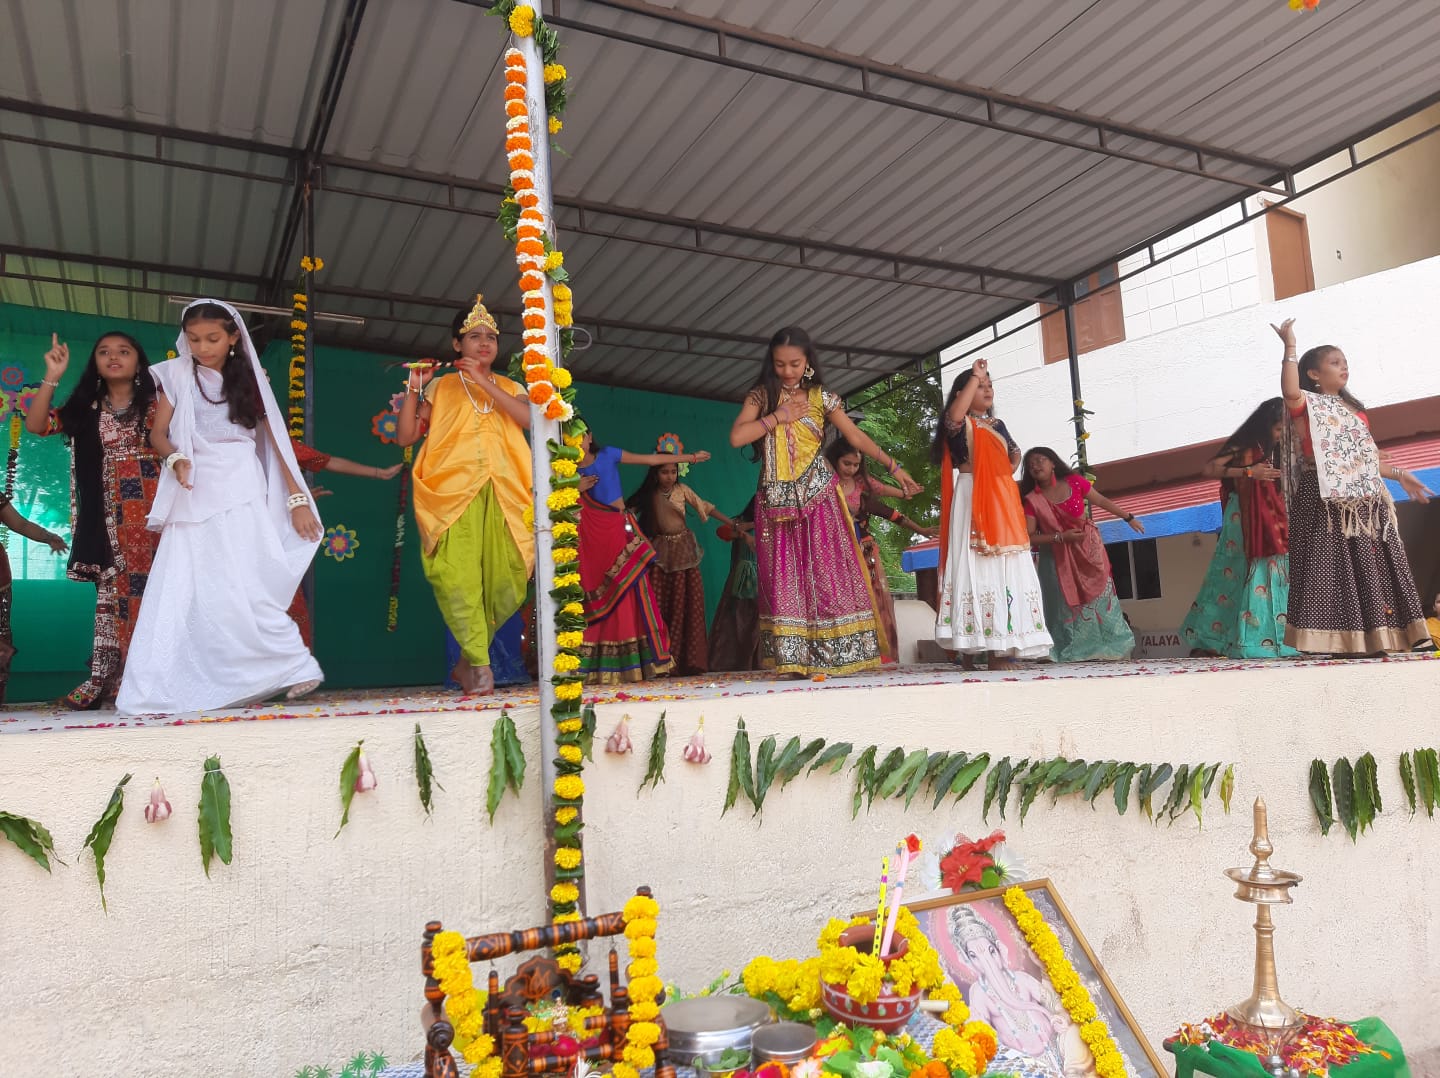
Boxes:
[25,331,161,708]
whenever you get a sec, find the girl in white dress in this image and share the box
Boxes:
[116,300,324,716]
[930,359,1052,669]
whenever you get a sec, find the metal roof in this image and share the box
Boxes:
[3,0,1439,399]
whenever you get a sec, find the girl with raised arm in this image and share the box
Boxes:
[1018,447,1138,663]
[626,438,739,675]
[397,296,534,695]
[1275,317,1431,654]
[930,360,1051,670]
[730,327,921,677]
[116,300,324,716]
[25,331,161,708]
[576,428,713,683]
[1179,399,1298,659]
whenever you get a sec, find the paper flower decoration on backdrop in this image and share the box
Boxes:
[0,365,24,390]
[371,409,400,445]
[389,391,408,414]
[323,524,360,562]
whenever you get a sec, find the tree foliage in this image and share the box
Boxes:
[849,364,944,591]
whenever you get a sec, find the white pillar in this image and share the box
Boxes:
[514,4,566,903]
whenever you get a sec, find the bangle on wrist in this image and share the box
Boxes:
[164,451,188,471]
[287,492,309,510]
[42,379,60,388]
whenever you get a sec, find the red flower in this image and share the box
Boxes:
[903,832,922,855]
[938,830,1005,893]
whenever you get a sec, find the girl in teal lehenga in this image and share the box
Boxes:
[1180,398,1298,659]
[1019,448,1140,663]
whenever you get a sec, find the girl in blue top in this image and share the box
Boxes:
[575,427,711,684]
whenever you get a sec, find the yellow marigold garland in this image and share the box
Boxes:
[432,931,502,1076]
[287,259,323,441]
[1004,887,1126,1078]
[612,893,662,1078]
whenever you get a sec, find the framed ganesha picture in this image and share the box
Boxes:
[903,879,1164,1078]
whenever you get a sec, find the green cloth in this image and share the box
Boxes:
[1180,494,1298,659]
[421,482,529,668]
[1167,1018,1409,1078]
[1035,549,1135,662]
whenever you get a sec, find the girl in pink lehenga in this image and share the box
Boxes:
[728,326,921,676]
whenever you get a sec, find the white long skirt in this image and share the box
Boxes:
[116,499,323,716]
[934,473,1053,658]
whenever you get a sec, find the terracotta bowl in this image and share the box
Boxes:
[821,924,922,1033]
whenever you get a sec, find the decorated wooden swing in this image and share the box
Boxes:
[420,887,673,1078]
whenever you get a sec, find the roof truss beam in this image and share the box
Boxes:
[0,245,902,373]
[528,0,1288,195]
[0,98,1056,297]
[261,0,370,301]
[315,171,1049,303]
[319,155,1057,290]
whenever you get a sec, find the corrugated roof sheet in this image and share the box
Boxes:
[4,0,1440,399]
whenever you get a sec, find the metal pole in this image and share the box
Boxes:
[1060,286,1087,475]
[517,3,567,909]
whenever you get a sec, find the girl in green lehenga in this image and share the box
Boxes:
[1180,398,1298,659]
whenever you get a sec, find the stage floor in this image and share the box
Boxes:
[4,652,1435,735]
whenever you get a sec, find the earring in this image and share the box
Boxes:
[228,345,236,359]
[803,364,815,382]
[92,375,102,409]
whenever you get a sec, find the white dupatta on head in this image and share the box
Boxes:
[147,299,321,568]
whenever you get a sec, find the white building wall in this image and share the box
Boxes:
[953,254,1440,469]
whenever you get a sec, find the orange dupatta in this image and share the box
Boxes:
[938,417,1030,577]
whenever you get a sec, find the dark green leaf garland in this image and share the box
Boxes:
[721,725,1234,827]
[198,755,233,877]
[0,810,61,872]
[639,713,668,794]
[414,723,442,818]
[82,772,131,911]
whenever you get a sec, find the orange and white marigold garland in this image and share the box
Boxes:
[504,48,572,425]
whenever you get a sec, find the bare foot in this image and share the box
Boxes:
[956,654,978,671]
[988,655,1021,672]
[450,660,481,694]
[473,665,495,696]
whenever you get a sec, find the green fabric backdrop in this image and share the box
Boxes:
[0,303,757,703]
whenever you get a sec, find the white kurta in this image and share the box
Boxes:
[116,362,322,716]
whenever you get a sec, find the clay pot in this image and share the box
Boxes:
[820,924,923,1034]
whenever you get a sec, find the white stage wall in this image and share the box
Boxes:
[3,660,1438,1076]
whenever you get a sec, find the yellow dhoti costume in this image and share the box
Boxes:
[414,371,534,668]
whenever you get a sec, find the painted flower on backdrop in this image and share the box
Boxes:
[15,386,41,417]
[372,409,401,444]
[0,365,23,390]
[323,524,360,562]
